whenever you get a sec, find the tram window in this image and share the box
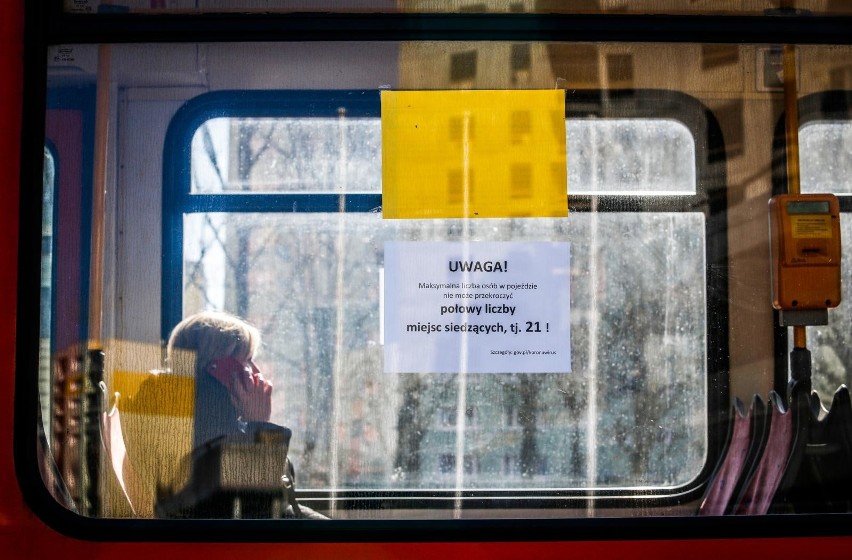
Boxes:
[800,122,852,195]
[162,88,722,508]
[189,117,694,196]
[568,119,695,195]
[797,116,852,403]
[40,147,56,438]
[179,211,707,491]
[189,117,383,194]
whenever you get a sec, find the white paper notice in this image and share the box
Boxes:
[383,241,571,374]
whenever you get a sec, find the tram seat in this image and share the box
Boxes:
[46,346,141,516]
[698,396,767,516]
[154,423,298,519]
[119,370,196,518]
[112,368,313,519]
[705,378,852,515]
[772,384,852,513]
[733,391,793,515]
[50,347,86,509]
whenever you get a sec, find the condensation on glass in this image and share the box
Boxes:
[798,121,852,404]
[184,116,706,492]
[190,117,696,196]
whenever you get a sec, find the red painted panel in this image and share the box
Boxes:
[45,109,84,352]
[0,0,25,537]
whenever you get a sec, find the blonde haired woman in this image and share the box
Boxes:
[123,311,275,516]
[167,311,272,447]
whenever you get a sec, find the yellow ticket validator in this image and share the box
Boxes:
[770,193,841,310]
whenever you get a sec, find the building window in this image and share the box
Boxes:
[438,406,477,428]
[439,454,456,474]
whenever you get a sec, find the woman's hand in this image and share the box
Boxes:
[230,362,272,422]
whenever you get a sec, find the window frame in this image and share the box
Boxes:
[162,87,730,511]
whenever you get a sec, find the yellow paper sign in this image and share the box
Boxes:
[381,90,567,219]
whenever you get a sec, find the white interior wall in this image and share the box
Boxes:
[111,42,399,344]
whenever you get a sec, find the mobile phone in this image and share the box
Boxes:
[206,356,249,392]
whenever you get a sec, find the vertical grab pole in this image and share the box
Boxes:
[81,42,111,517]
[783,44,801,198]
[89,46,111,345]
[782,44,812,385]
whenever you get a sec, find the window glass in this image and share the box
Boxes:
[176,95,711,502]
[798,121,852,402]
[190,118,382,194]
[567,119,695,195]
[40,148,56,437]
[800,122,852,195]
[804,218,852,403]
[190,117,696,196]
[27,15,852,534]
